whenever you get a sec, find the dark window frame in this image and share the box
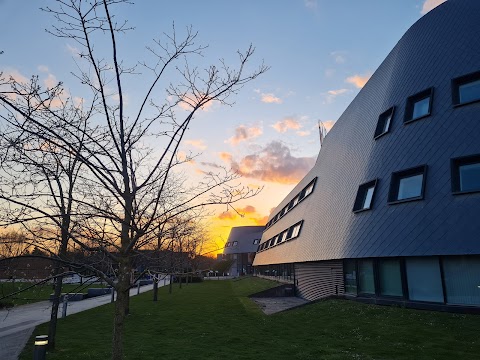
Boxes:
[388,165,427,204]
[353,179,378,213]
[451,154,480,195]
[452,70,480,107]
[374,107,395,139]
[404,87,434,124]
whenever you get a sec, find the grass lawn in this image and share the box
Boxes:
[19,277,480,360]
[0,280,108,307]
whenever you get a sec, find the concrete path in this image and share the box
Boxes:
[251,297,309,315]
[0,282,167,360]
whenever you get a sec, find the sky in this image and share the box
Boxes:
[0,0,447,254]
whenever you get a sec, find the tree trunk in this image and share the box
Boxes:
[111,260,130,360]
[48,272,63,350]
[48,220,70,351]
[153,278,158,302]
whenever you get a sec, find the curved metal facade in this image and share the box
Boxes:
[254,0,480,267]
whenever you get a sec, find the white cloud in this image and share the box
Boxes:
[272,117,302,133]
[345,72,372,89]
[261,93,282,104]
[44,74,58,90]
[304,0,317,10]
[66,44,80,57]
[324,88,350,104]
[330,51,347,64]
[421,0,447,14]
[38,65,49,73]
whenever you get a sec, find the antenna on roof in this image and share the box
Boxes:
[318,121,327,147]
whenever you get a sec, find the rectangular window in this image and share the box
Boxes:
[344,260,357,295]
[404,88,433,123]
[253,239,260,245]
[443,256,480,306]
[353,179,377,212]
[451,154,480,194]
[405,257,443,303]
[232,241,238,246]
[292,196,299,207]
[358,259,375,295]
[281,231,288,242]
[452,71,480,106]
[374,107,394,139]
[378,258,403,297]
[388,165,427,203]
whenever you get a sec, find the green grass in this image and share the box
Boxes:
[19,277,480,360]
[0,281,108,307]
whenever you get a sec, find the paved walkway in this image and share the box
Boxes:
[251,297,309,315]
[0,282,167,360]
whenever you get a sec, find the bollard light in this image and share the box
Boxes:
[33,335,48,360]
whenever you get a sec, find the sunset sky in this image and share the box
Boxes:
[0,0,446,254]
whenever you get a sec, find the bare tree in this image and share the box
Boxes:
[0,1,267,359]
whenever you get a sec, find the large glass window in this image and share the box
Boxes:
[404,88,433,123]
[389,165,427,203]
[443,256,480,306]
[406,257,443,303]
[358,259,375,295]
[451,154,480,194]
[344,260,357,295]
[378,259,403,297]
[452,71,480,105]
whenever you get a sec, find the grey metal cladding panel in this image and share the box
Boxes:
[255,0,480,266]
[222,226,264,255]
[295,261,344,301]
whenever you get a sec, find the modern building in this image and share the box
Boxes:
[253,0,480,311]
[222,226,264,276]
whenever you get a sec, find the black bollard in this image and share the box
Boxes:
[33,335,48,360]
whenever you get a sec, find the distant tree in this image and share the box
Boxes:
[0,1,267,359]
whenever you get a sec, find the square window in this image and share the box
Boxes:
[353,179,378,212]
[388,165,427,203]
[404,88,433,123]
[253,239,260,245]
[374,107,395,139]
[452,71,480,106]
[451,154,480,194]
[232,241,238,246]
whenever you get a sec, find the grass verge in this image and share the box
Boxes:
[0,281,108,307]
[19,277,480,360]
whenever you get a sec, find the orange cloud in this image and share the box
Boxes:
[297,130,311,137]
[219,152,233,162]
[218,211,237,220]
[322,120,336,132]
[185,139,207,150]
[272,117,302,133]
[421,0,447,14]
[227,125,262,145]
[238,205,256,214]
[227,141,316,184]
[345,73,372,89]
[261,93,282,104]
